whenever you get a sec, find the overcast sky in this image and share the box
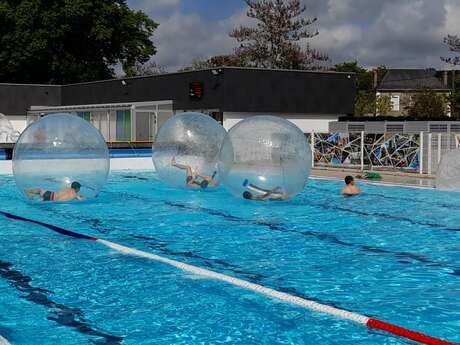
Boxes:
[126,0,460,71]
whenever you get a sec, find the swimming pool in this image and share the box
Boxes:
[0,171,458,344]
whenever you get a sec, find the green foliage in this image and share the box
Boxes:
[442,35,460,66]
[230,0,328,70]
[0,0,158,83]
[179,54,248,71]
[355,91,375,116]
[447,73,460,118]
[406,89,447,118]
[125,61,166,77]
[333,61,387,116]
[333,61,387,92]
[333,61,372,91]
[375,95,392,115]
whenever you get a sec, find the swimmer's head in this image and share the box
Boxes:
[71,181,81,192]
[243,191,253,200]
[200,180,209,189]
[344,175,354,185]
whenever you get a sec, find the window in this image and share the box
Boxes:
[116,110,131,141]
[391,95,400,111]
[77,111,91,122]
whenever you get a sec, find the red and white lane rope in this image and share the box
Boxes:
[97,239,456,345]
[0,210,455,345]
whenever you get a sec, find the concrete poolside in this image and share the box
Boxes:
[0,157,435,188]
[311,167,435,188]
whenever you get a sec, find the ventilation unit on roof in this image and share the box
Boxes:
[348,124,365,132]
[385,124,404,133]
[429,124,448,132]
[449,124,460,132]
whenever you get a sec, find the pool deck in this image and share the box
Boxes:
[311,167,435,188]
[0,158,435,188]
[0,157,154,175]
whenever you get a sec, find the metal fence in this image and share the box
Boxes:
[310,131,459,175]
[26,101,174,143]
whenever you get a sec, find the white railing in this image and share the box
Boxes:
[310,131,459,175]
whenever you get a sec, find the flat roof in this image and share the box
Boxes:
[63,66,355,87]
[28,100,173,114]
[0,83,60,87]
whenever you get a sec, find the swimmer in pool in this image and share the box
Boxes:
[242,179,289,201]
[26,181,84,201]
[341,175,361,196]
[171,157,216,189]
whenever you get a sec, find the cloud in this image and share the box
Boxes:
[128,0,460,71]
[310,0,460,68]
[138,4,250,71]
[152,13,236,69]
[128,0,180,16]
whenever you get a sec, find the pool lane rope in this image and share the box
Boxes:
[1,210,456,345]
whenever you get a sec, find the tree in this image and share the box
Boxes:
[0,0,158,84]
[178,54,247,72]
[333,61,373,91]
[177,59,212,72]
[333,61,388,116]
[448,73,460,119]
[375,95,392,115]
[406,89,447,118]
[207,54,248,67]
[442,35,460,66]
[230,0,327,70]
[355,93,376,116]
[125,61,166,77]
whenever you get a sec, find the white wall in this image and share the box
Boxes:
[6,115,27,133]
[223,112,340,133]
[0,157,154,175]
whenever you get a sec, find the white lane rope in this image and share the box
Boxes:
[96,239,456,345]
[0,210,454,344]
[97,239,369,324]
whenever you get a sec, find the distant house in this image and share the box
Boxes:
[376,69,454,117]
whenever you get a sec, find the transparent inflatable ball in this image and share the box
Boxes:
[218,115,311,200]
[152,112,227,189]
[13,113,109,201]
[436,149,460,191]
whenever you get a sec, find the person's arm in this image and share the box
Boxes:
[75,194,85,201]
[196,173,210,181]
[259,193,273,200]
[247,183,272,194]
[25,188,43,197]
[197,170,217,181]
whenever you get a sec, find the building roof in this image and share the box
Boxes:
[377,69,451,91]
[63,66,354,87]
[0,67,356,116]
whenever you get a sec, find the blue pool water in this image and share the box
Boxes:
[0,172,459,344]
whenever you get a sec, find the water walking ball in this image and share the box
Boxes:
[152,112,227,189]
[218,116,311,200]
[13,113,109,200]
[436,149,460,191]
